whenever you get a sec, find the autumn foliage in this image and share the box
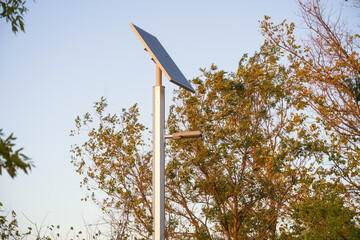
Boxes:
[260,0,360,205]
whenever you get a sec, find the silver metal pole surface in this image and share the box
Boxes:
[153,65,165,240]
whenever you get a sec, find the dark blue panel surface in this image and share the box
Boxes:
[130,23,195,93]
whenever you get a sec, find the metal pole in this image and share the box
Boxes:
[153,65,165,240]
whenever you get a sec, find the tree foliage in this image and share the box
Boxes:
[165,42,326,239]
[70,98,152,239]
[280,180,360,239]
[0,203,31,240]
[0,0,27,33]
[0,129,33,178]
[260,0,360,203]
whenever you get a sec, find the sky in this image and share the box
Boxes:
[0,0,356,236]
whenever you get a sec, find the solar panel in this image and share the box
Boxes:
[130,23,195,93]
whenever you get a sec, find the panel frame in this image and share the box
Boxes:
[130,23,195,93]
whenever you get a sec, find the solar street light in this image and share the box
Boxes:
[130,23,201,240]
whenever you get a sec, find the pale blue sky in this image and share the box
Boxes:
[1,0,354,235]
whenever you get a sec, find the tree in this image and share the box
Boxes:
[71,99,152,239]
[260,0,360,203]
[71,42,327,239]
[0,129,33,178]
[0,0,27,33]
[165,43,325,239]
[279,180,360,239]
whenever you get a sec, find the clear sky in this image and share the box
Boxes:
[1,0,355,236]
